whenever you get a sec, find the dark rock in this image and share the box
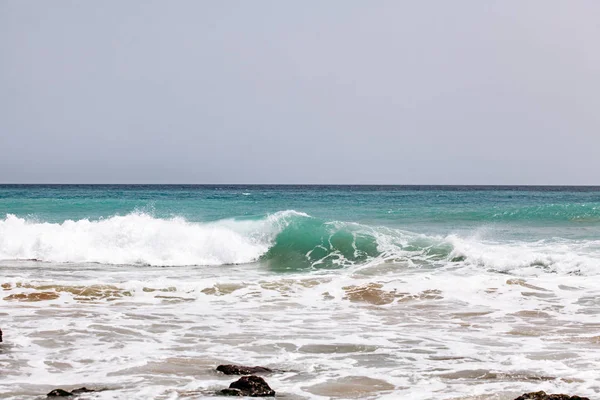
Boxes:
[47,387,99,397]
[71,388,95,395]
[47,389,73,397]
[514,391,590,400]
[220,388,244,396]
[227,375,275,397]
[0,327,3,342]
[217,364,273,375]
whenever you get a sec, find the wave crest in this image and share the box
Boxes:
[0,212,288,266]
[1,211,599,276]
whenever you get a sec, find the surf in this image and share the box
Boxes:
[1,211,599,275]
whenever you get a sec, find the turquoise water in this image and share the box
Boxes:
[2,185,600,399]
[3,185,600,228]
[1,185,600,270]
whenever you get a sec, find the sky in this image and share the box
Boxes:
[1,1,599,184]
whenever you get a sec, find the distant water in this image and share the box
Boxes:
[1,185,599,399]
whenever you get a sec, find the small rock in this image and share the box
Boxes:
[47,387,98,397]
[47,389,73,397]
[226,375,275,397]
[0,327,3,342]
[217,364,273,375]
[514,391,590,400]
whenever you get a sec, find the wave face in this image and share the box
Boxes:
[0,210,372,267]
[0,210,455,269]
[1,210,599,275]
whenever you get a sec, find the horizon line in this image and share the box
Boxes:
[1,183,600,187]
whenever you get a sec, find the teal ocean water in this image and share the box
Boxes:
[3,185,600,229]
[1,185,600,399]
[2,185,600,269]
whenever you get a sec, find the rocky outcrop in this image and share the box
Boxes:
[514,391,590,400]
[47,387,97,397]
[220,375,275,397]
[217,364,273,375]
[220,388,245,396]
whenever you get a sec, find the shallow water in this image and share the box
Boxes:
[2,259,599,399]
[1,185,600,399]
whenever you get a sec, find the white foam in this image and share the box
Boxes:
[0,211,307,266]
[2,210,600,277]
[2,253,600,399]
[447,234,600,276]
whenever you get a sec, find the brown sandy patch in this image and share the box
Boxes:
[506,279,549,292]
[4,292,60,302]
[201,283,245,295]
[343,283,397,305]
[342,283,443,305]
[303,376,394,398]
[1,282,132,301]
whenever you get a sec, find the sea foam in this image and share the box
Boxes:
[0,212,301,266]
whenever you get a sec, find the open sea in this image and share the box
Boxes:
[1,185,599,399]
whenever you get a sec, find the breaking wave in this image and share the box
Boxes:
[0,211,599,275]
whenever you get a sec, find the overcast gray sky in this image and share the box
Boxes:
[1,1,599,184]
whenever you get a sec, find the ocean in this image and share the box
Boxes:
[1,185,599,399]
